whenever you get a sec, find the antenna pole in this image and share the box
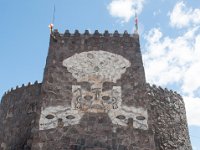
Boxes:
[52,4,55,24]
[134,8,138,34]
[49,4,55,34]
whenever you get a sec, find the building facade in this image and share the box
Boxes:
[0,30,192,150]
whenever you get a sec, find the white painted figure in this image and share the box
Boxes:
[39,51,148,130]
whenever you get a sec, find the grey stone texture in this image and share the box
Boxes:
[0,82,41,150]
[0,30,192,150]
[147,84,192,150]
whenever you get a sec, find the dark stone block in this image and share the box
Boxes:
[118,145,127,150]
[61,136,70,145]
[70,144,82,150]
[77,138,85,145]
[68,127,79,135]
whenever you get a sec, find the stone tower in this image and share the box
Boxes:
[0,30,192,150]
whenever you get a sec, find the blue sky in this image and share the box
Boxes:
[0,0,200,148]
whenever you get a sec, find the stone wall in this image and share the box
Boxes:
[31,30,156,149]
[0,30,192,150]
[0,82,192,150]
[42,30,146,107]
[0,82,41,150]
[146,84,192,150]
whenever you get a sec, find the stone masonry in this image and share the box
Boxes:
[0,30,192,150]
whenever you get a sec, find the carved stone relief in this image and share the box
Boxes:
[39,51,148,130]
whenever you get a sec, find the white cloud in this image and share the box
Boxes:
[169,1,200,28]
[143,27,200,96]
[143,27,200,126]
[107,0,145,22]
[184,96,200,126]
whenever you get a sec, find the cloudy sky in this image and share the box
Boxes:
[0,0,200,148]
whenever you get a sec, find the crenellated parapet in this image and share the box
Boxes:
[146,83,183,102]
[1,81,42,113]
[52,29,139,38]
[48,29,140,56]
[1,81,41,103]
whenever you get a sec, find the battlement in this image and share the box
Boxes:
[146,83,182,98]
[146,83,184,108]
[1,81,41,104]
[49,29,140,52]
[51,29,139,38]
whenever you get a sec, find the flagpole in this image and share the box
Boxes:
[49,4,55,34]
[134,9,138,34]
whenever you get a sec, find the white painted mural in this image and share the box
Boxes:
[39,51,148,130]
[39,106,84,130]
[71,85,122,113]
[62,50,131,87]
